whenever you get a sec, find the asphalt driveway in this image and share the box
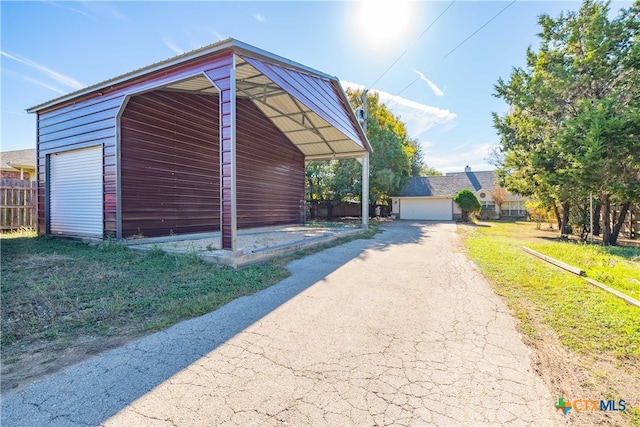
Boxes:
[2,222,559,426]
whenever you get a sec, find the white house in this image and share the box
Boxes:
[391,167,528,221]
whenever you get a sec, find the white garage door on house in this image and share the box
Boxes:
[400,198,453,221]
[49,146,103,238]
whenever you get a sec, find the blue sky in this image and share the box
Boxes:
[0,1,633,172]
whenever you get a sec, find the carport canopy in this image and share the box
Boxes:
[157,47,371,161]
[28,38,372,251]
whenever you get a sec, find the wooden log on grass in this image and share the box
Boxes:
[521,246,585,276]
[522,246,639,308]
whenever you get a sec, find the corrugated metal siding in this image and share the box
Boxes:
[36,95,124,237]
[241,56,364,149]
[205,57,234,249]
[120,91,220,238]
[49,146,103,237]
[35,52,234,238]
[236,98,305,228]
[36,147,46,234]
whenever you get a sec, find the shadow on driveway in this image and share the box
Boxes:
[1,221,433,427]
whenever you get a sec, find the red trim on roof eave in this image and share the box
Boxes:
[33,51,235,115]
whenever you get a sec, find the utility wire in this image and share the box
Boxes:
[396,0,517,96]
[368,0,457,89]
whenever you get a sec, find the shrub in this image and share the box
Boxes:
[454,189,481,222]
[525,199,555,230]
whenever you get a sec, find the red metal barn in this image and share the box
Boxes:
[28,39,371,252]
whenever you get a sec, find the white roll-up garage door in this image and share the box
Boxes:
[49,146,103,238]
[400,198,453,221]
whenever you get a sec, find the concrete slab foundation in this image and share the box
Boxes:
[122,225,367,268]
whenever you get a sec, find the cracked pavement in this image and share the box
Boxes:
[2,222,560,426]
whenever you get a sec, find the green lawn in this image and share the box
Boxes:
[1,225,378,366]
[527,241,640,301]
[462,221,640,424]
[462,221,640,359]
[1,233,289,351]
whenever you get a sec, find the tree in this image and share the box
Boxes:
[407,138,442,176]
[454,190,481,222]
[525,199,555,230]
[492,0,640,245]
[306,89,440,209]
[491,187,508,213]
[306,161,334,203]
[421,166,443,177]
[343,89,421,205]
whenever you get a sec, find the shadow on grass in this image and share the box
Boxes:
[460,222,492,228]
[1,221,433,426]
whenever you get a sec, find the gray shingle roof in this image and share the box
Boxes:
[398,170,498,197]
[1,149,36,168]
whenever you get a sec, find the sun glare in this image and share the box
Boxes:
[356,0,413,48]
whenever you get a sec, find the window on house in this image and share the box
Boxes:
[501,201,527,217]
[481,201,495,211]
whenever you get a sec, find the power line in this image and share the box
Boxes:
[368,0,457,89]
[397,0,517,96]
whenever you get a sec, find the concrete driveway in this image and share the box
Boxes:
[2,222,559,426]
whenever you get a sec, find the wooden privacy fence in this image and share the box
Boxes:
[1,179,36,231]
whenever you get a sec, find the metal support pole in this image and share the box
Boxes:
[361,89,369,229]
[362,153,369,229]
[590,192,594,244]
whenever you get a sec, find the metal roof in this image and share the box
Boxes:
[26,38,370,160]
[238,56,368,159]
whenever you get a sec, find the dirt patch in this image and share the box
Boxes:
[523,308,638,426]
[1,334,136,395]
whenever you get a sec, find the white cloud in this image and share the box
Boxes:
[381,93,455,138]
[2,68,67,94]
[340,80,456,139]
[162,37,186,55]
[424,143,494,173]
[254,13,266,23]
[163,27,226,56]
[48,1,128,22]
[421,141,435,148]
[0,51,84,90]
[339,81,497,173]
[46,1,92,19]
[20,75,67,95]
[82,1,128,22]
[412,69,444,97]
[341,80,365,92]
